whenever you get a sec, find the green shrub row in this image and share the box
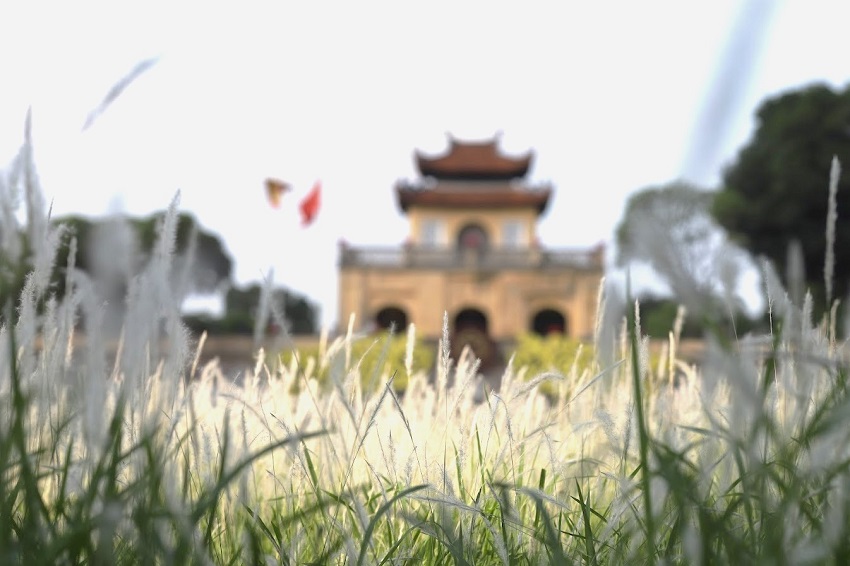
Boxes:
[508,332,597,379]
[279,330,435,393]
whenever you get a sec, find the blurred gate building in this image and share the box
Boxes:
[338,135,604,369]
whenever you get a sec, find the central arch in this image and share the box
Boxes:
[531,308,568,336]
[454,308,488,333]
[374,306,409,333]
[451,307,499,370]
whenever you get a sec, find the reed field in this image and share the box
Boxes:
[3,121,850,564]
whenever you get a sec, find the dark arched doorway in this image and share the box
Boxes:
[454,308,488,333]
[452,308,499,371]
[531,309,568,336]
[375,306,409,333]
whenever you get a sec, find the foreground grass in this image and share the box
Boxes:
[4,276,850,564]
[3,118,850,563]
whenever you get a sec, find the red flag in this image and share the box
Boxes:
[265,178,291,208]
[299,181,321,226]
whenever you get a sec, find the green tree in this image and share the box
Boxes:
[52,212,234,299]
[635,295,765,339]
[616,181,750,316]
[713,83,850,314]
[223,284,318,336]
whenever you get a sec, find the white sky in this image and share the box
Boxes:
[2,1,849,329]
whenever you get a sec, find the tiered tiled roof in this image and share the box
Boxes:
[415,136,532,180]
[397,135,550,215]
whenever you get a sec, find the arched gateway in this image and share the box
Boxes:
[338,135,605,350]
[531,309,568,336]
[375,306,409,333]
[451,308,500,371]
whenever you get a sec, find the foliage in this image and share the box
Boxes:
[280,329,435,393]
[509,332,596,379]
[182,284,319,336]
[182,312,254,335]
[616,182,714,269]
[224,283,318,335]
[714,82,850,314]
[8,183,850,563]
[638,295,767,339]
[51,211,234,300]
[639,297,696,338]
[616,181,751,317]
[13,89,850,564]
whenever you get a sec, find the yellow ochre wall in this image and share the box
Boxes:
[338,264,602,341]
[407,207,538,247]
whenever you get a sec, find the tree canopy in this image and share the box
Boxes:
[51,211,234,300]
[615,181,749,315]
[50,212,320,335]
[226,284,318,335]
[713,82,850,312]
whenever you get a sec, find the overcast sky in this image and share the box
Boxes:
[2,1,850,329]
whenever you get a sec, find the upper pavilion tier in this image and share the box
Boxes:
[397,135,551,215]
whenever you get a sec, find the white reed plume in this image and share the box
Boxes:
[595,278,624,371]
[0,111,33,284]
[253,269,274,350]
[82,57,159,131]
[118,193,186,403]
[405,322,416,379]
[786,239,805,309]
[825,156,841,306]
[19,109,59,299]
[437,311,451,396]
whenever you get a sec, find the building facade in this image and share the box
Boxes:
[338,136,604,368]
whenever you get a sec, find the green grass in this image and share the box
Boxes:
[5,281,850,563]
[5,111,850,563]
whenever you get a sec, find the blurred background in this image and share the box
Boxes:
[1,1,849,332]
